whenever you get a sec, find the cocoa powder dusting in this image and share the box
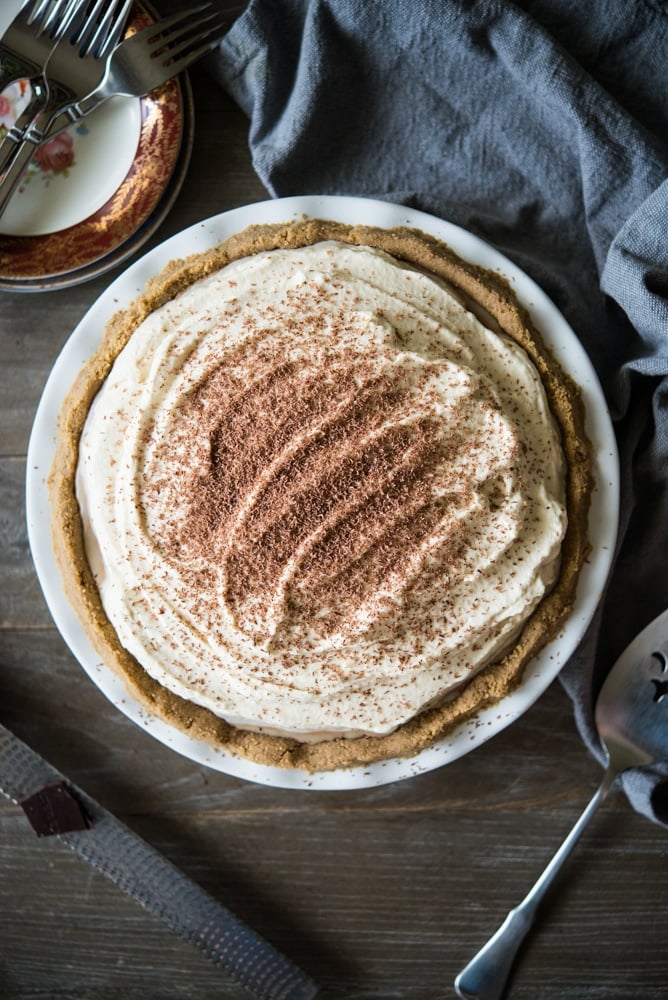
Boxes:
[145,329,471,646]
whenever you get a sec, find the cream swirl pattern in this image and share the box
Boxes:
[76,242,567,738]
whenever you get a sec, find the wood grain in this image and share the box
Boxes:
[0,58,665,1000]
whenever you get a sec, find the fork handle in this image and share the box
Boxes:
[454,766,617,1000]
[0,77,52,175]
[0,137,41,220]
[0,53,39,94]
[0,98,62,220]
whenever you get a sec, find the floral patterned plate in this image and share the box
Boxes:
[0,5,194,291]
[0,80,142,237]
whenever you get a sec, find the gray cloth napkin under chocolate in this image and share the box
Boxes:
[209,0,668,822]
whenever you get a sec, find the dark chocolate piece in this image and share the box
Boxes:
[20,781,92,837]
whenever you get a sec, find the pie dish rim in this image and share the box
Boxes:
[27,194,619,789]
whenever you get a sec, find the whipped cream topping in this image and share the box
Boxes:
[76,242,567,739]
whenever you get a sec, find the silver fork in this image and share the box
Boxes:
[65,4,227,121]
[0,0,132,168]
[0,4,227,218]
[0,0,82,91]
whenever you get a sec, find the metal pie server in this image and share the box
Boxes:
[455,606,668,1000]
[0,722,319,1000]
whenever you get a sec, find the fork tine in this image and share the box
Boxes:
[160,18,228,69]
[74,0,131,57]
[118,5,218,60]
[145,9,225,60]
[26,0,74,35]
[66,0,106,47]
[25,0,53,25]
[38,0,84,40]
[138,3,216,50]
[98,0,133,54]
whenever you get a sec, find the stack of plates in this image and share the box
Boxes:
[0,5,194,292]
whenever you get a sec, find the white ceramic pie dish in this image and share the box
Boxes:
[26,195,620,789]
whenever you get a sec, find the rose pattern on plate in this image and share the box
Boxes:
[0,80,87,192]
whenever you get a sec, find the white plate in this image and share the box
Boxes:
[0,88,141,237]
[26,195,620,790]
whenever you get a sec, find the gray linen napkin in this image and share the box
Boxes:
[208,0,668,822]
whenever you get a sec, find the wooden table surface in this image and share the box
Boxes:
[1,58,666,1000]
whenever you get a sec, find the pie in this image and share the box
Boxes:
[49,219,592,771]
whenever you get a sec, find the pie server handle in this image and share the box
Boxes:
[0,722,319,1000]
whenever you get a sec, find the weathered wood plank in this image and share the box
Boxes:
[0,457,53,629]
[1,625,666,998]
